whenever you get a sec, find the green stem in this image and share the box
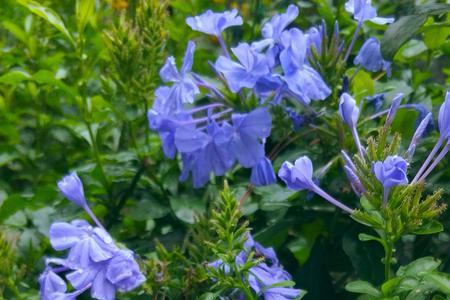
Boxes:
[384,242,393,281]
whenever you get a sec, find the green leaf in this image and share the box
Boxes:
[76,0,95,34]
[413,220,444,235]
[423,272,450,294]
[170,194,206,224]
[381,277,402,295]
[2,20,28,44]
[414,4,450,15]
[345,280,381,297]
[0,70,31,84]
[16,0,75,46]
[0,194,28,222]
[381,15,427,60]
[396,257,441,277]
[358,233,385,246]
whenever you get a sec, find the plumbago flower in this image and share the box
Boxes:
[345,0,394,25]
[209,234,301,299]
[39,173,145,300]
[148,6,336,188]
[215,43,270,92]
[373,156,409,203]
[155,41,199,115]
[354,37,391,76]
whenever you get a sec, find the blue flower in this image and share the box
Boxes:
[147,109,193,159]
[229,107,272,168]
[279,28,331,105]
[384,93,404,128]
[345,0,394,24]
[49,220,118,268]
[438,91,450,139]
[373,155,408,202]
[339,93,360,128]
[278,156,315,190]
[176,121,235,188]
[251,4,299,67]
[407,113,432,159]
[215,43,270,92]
[210,234,301,300]
[186,9,243,37]
[354,37,391,76]
[57,172,87,208]
[365,93,385,112]
[250,156,276,186]
[279,156,354,213]
[158,41,199,107]
[45,219,145,300]
[39,269,89,300]
[339,93,365,157]
[105,250,146,292]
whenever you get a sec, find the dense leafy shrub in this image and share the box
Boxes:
[1,0,450,299]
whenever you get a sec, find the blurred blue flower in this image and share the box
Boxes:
[250,156,276,186]
[186,9,243,37]
[345,0,394,24]
[438,91,450,139]
[57,172,86,208]
[407,113,432,159]
[373,155,408,203]
[365,93,385,112]
[280,28,331,105]
[384,93,403,128]
[305,23,324,56]
[215,43,270,92]
[284,107,305,131]
[354,37,391,76]
[159,41,199,107]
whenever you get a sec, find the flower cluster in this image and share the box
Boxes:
[278,91,450,211]
[39,173,145,300]
[148,2,394,188]
[209,234,301,299]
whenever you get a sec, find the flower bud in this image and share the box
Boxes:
[57,172,87,208]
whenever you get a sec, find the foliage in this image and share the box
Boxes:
[0,0,450,299]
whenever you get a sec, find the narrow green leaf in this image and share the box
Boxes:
[414,4,450,15]
[345,280,381,297]
[76,0,95,34]
[381,15,427,60]
[412,220,443,235]
[16,0,75,46]
[0,70,31,84]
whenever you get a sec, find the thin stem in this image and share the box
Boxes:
[311,185,354,214]
[85,120,111,200]
[238,184,254,209]
[351,126,365,158]
[383,187,390,206]
[218,34,231,58]
[106,162,147,229]
[83,204,106,231]
[417,141,450,182]
[344,21,362,62]
[412,138,444,183]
